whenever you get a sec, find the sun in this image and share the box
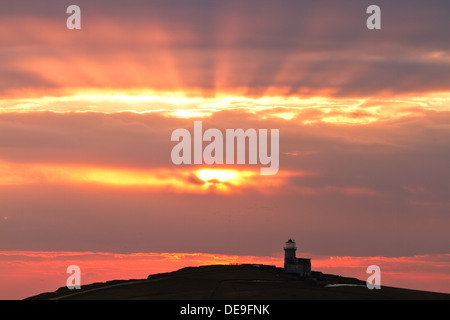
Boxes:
[196,169,239,183]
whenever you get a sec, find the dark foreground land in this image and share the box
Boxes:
[26,264,450,300]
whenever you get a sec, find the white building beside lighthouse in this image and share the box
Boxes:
[284,239,311,278]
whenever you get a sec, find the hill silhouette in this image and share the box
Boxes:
[26,264,450,300]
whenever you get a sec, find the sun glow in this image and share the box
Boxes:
[3,90,450,124]
[195,168,258,192]
[197,169,240,183]
[0,161,287,194]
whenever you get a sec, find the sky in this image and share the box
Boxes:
[0,0,449,298]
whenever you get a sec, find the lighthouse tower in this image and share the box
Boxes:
[284,238,297,267]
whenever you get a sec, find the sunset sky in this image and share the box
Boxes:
[0,0,449,299]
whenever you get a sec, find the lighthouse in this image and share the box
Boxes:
[283,239,311,278]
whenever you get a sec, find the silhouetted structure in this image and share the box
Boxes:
[284,239,311,278]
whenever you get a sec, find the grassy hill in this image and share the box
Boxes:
[26,264,450,300]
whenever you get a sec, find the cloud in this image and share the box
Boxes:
[1,0,450,98]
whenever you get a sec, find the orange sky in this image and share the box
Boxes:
[1,0,449,298]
